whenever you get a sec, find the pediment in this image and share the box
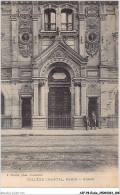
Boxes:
[32,39,88,67]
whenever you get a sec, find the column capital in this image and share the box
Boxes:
[33,80,39,85]
[78,14,85,21]
[39,78,47,86]
[32,14,39,21]
[74,81,81,87]
[11,14,18,21]
[81,82,86,87]
[72,79,81,87]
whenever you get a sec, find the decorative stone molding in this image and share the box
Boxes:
[85,5,100,57]
[73,79,81,87]
[112,32,118,41]
[85,5,99,17]
[18,7,32,58]
[33,80,39,85]
[39,79,47,86]
[81,82,86,87]
[87,81,100,95]
[78,14,85,21]
[11,14,18,21]
[40,54,80,78]
[19,83,33,94]
[60,3,77,12]
[1,69,12,79]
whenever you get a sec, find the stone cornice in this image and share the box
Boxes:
[39,30,78,38]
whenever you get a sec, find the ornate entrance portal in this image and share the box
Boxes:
[48,67,71,129]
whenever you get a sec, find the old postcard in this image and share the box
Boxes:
[1,0,119,188]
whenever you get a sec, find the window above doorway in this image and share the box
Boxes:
[61,9,73,31]
[44,9,56,31]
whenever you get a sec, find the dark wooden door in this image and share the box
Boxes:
[48,87,71,115]
[48,87,71,128]
[22,98,31,127]
[88,97,98,127]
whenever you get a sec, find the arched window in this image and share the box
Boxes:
[1,93,4,115]
[61,9,73,31]
[44,9,56,31]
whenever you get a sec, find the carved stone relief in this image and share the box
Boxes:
[40,50,80,77]
[1,69,12,79]
[18,6,32,58]
[87,81,100,95]
[19,83,33,94]
[85,5,100,57]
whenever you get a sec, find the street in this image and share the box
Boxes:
[1,134,118,172]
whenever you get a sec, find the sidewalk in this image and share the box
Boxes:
[1,128,118,136]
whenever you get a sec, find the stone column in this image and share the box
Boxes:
[32,2,39,57]
[73,11,76,30]
[56,6,60,30]
[33,81,39,116]
[40,80,46,116]
[78,2,85,57]
[74,81,81,116]
[81,82,86,115]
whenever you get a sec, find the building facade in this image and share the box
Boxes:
[1,1,118,130]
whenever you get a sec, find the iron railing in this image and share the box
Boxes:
[1,115,12,129]
[48,114,71,129]
[1,115,118,129]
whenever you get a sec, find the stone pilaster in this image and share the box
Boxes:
[100,14,108,65]
[32,79,47,130]
[78,2,85,57]
[81,82,86,115]
[32,2,39,57]
[11,2,19,80]
[39,80,46,116]
[74,81,81,116]
[112,32,118,66]
[33,80,39,116]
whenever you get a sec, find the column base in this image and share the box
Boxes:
[73,116,86,130]
[32,115,47,130]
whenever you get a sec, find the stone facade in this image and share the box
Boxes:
[1,1,118,130]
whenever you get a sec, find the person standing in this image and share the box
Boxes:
[83,114,90,130]
[91,111,96,130]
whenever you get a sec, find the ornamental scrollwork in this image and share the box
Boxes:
[85,5,100,57]
[18,7,32,58]
[87,82,100,95]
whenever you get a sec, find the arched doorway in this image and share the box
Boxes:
[48,67,71,129]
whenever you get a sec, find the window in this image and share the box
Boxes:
[44,9,56,31]
[1,93,4,115]
[61,9,73,31]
